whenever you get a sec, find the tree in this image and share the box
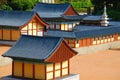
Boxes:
[0,4,12,10]
[9,0,38,11]
[0,0,8,6]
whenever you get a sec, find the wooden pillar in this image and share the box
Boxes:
[22,62,24,77]
[10,29,12,40]
[60,24,61,30]
[54,24,56,30]
[45,65,47,80]
[33,64,35,79]
[68,60,70,75]
[12,61,14,76]
[60,62,62,77]
[53,63,55,79]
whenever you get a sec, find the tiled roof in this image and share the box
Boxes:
[3,35,63,60]
[32,3,82,21]
[0,10,35,27]
[33,3,71,18]
[63,15,87,20]
[44,30,76,38]
[83,15,102,21]
[45,21,120,39]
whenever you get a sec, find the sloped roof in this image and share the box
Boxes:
[3,35,77,62]
[3,35,62,60]
[44,30,76,38]
[44,21,120,39]
[0,10,35,27]
[33,3,78,18]
[83,15,102,21]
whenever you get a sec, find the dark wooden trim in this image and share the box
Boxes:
[53,63,55,79]
[10,29,12,40]
[33,64,35,79]
[12,61,14,76]
[68,60,70,75]
[54,24,56,30]
[45,65,46,80]
[60,62,62,77]
[22,62,24,77]
[60,24,61,30]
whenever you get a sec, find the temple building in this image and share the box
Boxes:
[32,3,85,31]
[3,35,78,80]
[44,5,120,54]
[0,10,49,41]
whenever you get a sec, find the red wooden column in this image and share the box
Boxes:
[60,62,62,77]
[44,65,47,80]
[22,62,24,77]
[68,60,70,75]
[33,64,35,79]
[53,63,55,79]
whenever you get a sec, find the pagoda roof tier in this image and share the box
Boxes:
[3,35,77,62]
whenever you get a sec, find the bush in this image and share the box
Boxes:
[0,4,12,10]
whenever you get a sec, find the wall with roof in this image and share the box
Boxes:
[35,64,45,79]
[21,18,45,36]
[24,63,33,78]
[0,28,20,41]
[74,40,120,54]
[46,60,69,79]
[13,61,23,77]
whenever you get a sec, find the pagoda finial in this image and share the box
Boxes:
[100,5,109,26]
[103,5,107,15]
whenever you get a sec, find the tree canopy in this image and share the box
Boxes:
[0,0,39,11]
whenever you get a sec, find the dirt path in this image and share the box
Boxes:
[70,50,120,80]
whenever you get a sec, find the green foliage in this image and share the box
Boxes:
[59,0,93,12]
[108,10,120,21]
[0,0,8,6]
[0,4,12,10]
[9,0,38,11]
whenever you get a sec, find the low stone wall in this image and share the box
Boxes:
[73,41,120,54]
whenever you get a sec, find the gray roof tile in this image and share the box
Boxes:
[3,35,63,60]
[33,3,71,18]
[0,10,35,27]
[45,21,120,39]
